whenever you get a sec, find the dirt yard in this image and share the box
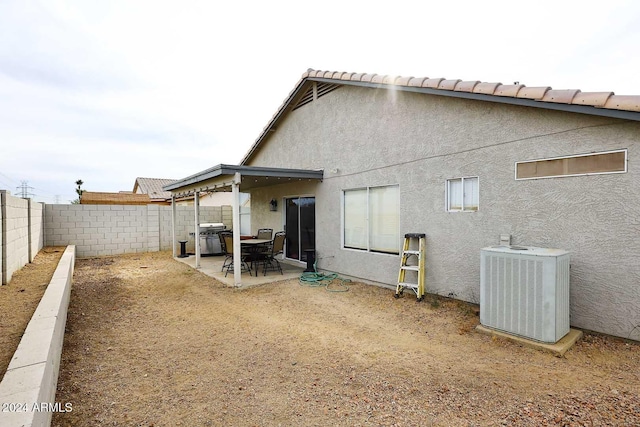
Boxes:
[4,250,639,426]
[0,247,65,379]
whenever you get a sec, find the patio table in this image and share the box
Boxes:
[241,239,272,273]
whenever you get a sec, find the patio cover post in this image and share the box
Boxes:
[194,191,200,269]
[171,195,177,257]
[232,172,242,286]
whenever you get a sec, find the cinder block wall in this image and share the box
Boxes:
[1,200,233,282]
[159,205,232,252]
[45,204,146,257]
[1,191,31,284]
[46,204,233,257]
[0,193,2,284]
[0,194,2,284]
[29,200,45,262]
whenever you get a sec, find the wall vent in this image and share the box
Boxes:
[293,83,341,110]
[480,245,570,343]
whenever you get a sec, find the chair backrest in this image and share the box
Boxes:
[220,232,233,255]
[257,228,273,240]
[272,231,286,255]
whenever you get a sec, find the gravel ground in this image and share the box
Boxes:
[7,250,639,426]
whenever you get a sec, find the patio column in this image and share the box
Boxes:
[194,191,200,269]
[171,195,177,257]
[232,172,242,286]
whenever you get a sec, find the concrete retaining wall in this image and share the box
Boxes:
[0,245,75,427]
[45,204,232,257]
[1,191,45,285]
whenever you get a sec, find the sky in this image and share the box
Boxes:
[1,0,639,203]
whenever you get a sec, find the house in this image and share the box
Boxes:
[134,176,237,208]
[80,191,151,205]
[133,177,177,205]
[165,69,640,341]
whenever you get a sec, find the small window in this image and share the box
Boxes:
[516,149,627,180]
[447,177,478,212]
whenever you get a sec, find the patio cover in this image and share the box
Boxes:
[163,164,323,286]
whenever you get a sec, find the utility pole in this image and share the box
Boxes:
[16,181,34,199]
[54,195,61,204]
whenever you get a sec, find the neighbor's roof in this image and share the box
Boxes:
[240,69,640,164]
[80,191,151,205]
[133,177,177,200]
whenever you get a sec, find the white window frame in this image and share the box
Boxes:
[515,149,628,180]
[342,185,400,255]
[446,176,479,212]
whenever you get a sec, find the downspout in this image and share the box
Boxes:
[232,172,242,287]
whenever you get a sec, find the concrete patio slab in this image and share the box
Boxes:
[476,325,583,357]
[174,254,305,287]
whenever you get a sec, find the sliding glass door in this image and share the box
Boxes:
[285,196,315,261]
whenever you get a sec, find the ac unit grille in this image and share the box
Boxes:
[480,246,570,343]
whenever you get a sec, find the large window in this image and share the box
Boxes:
[343,185,399,254]
[515,149,627,180]
[447,177,479,212]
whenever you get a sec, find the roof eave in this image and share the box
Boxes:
[163,164,324,193]
[309,77,640,122]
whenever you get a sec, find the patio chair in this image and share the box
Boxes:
[256,228,273,240]
[221,233,252,277]
[250,229,273,271]
[219,231,232,271]
[262,231,285,275]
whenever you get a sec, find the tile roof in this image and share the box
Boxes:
[240,69,640,165]
[133,177,177,201]
[303,69,640,112]
[80,191,151,205]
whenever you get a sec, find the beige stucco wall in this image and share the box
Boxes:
[246,85,640,340]
[250,181,317,238]
[199,191,234,207]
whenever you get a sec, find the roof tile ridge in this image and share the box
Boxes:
[455,80,481,93]
[542,89,581,104]
[517,86,552,100]
[473,82,502,95]
[422,78,445,88]
[438,79,462,90]
[571,91,614,108]
[361,73,377,83]
[494,84,525,97]
[603,94,640,112]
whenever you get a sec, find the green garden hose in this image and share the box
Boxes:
[299,260,351,292]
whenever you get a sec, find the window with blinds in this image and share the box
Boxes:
[343,185,400,254]
[447,177,479,212]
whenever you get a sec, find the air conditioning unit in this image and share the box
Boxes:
[480,245,570,343]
